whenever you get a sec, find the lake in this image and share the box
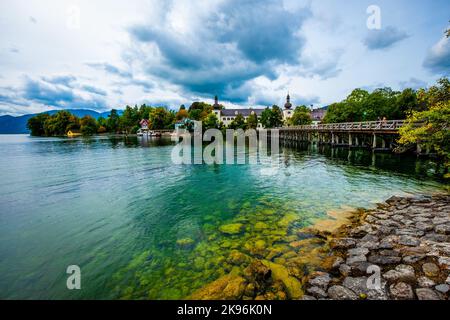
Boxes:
[0,134,446,299]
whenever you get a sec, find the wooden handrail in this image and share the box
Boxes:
[278,120,407,131]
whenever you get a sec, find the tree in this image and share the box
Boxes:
[396,88,420,117]
[261,105,284,128]
[176,108,189,120]
[323,87,408,123]
[246,112,258,129]
[188,101,212,121]
[27,113,49,136]
[44,110,75,136]
[107,109,120,133]
[289,105,312,126]
[426,77,450,106]
[229,114,246,130]
[80,115,98,135]
[120,105,139,134]
[260,108,272,128]
[399,100,450,177]
[138,104,153,120]
[203,113,220,131]
[150,107,168,130]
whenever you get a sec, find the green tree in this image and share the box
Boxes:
[271,105,284,128]
[120,105,139,134]
[229,114,246,130]
[188,101,212,121]
[260,108,272,128]
[107,109,120,133]
[396,88,420,117]
[426,77,450,106]
[27,113,50,136]
[289,105,312,126]
[203,113,220,131]
[80,115,98,135]
[261,105,284,128]
[150,107,168,130]
[163,109,176,129]
[399,100,450,178]
[246,112,258,129]
[44,110,76,136]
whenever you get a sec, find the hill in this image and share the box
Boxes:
[0,109,121,134]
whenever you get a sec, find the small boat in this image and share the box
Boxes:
[149,131,162,137]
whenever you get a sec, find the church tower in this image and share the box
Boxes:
[212,95,222,119]
[213,95,221,110]
[283,92,293,121]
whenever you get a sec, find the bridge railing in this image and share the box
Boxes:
[280,120,406,131]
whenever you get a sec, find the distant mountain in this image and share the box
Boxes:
[0,109,122,134]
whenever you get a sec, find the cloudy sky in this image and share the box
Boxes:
[0,0,449,116]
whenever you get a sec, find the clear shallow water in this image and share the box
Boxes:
[0,134,446,299]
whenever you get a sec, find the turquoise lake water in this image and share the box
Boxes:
[0,134,446,299]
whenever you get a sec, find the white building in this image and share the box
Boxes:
[212,94,293,128]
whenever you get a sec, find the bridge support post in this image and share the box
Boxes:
[355,136,359,147]
[381,137,386,149]
[331,132,335,145]
[348,133,353,147]
[372,133,377,149]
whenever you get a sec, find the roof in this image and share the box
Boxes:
[220,108,265,117]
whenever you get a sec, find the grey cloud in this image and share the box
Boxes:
[363,26,409,50]
[423,36,450,75]
[86,62,132,79]
[18,76,108,111]
[126,0,312,102]
[398,78,427,90]
[42,75,77,87]
[81,85,107,96]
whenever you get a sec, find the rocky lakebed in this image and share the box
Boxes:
[189,194,450,300]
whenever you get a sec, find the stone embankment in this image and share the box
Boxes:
[303,194,450,300]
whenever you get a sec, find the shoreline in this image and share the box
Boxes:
[187,193,450,300]
[303,193,450,300]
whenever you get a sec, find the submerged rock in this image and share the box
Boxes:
[243,260,271,285]
[262,260,303,299]
[188,274,247,300]
[244,239,267,256]
[227,250,250,266]
[254,222,269,230]
[277,213,299,228]
[176,238,195,249]
[219,223,244,235]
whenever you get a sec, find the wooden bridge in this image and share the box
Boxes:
[277,120,407,151]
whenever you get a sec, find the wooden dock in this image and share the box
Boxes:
[277,120,407,151]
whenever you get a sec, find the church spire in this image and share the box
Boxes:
[284,92,292,109]
[213,95,221,110]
